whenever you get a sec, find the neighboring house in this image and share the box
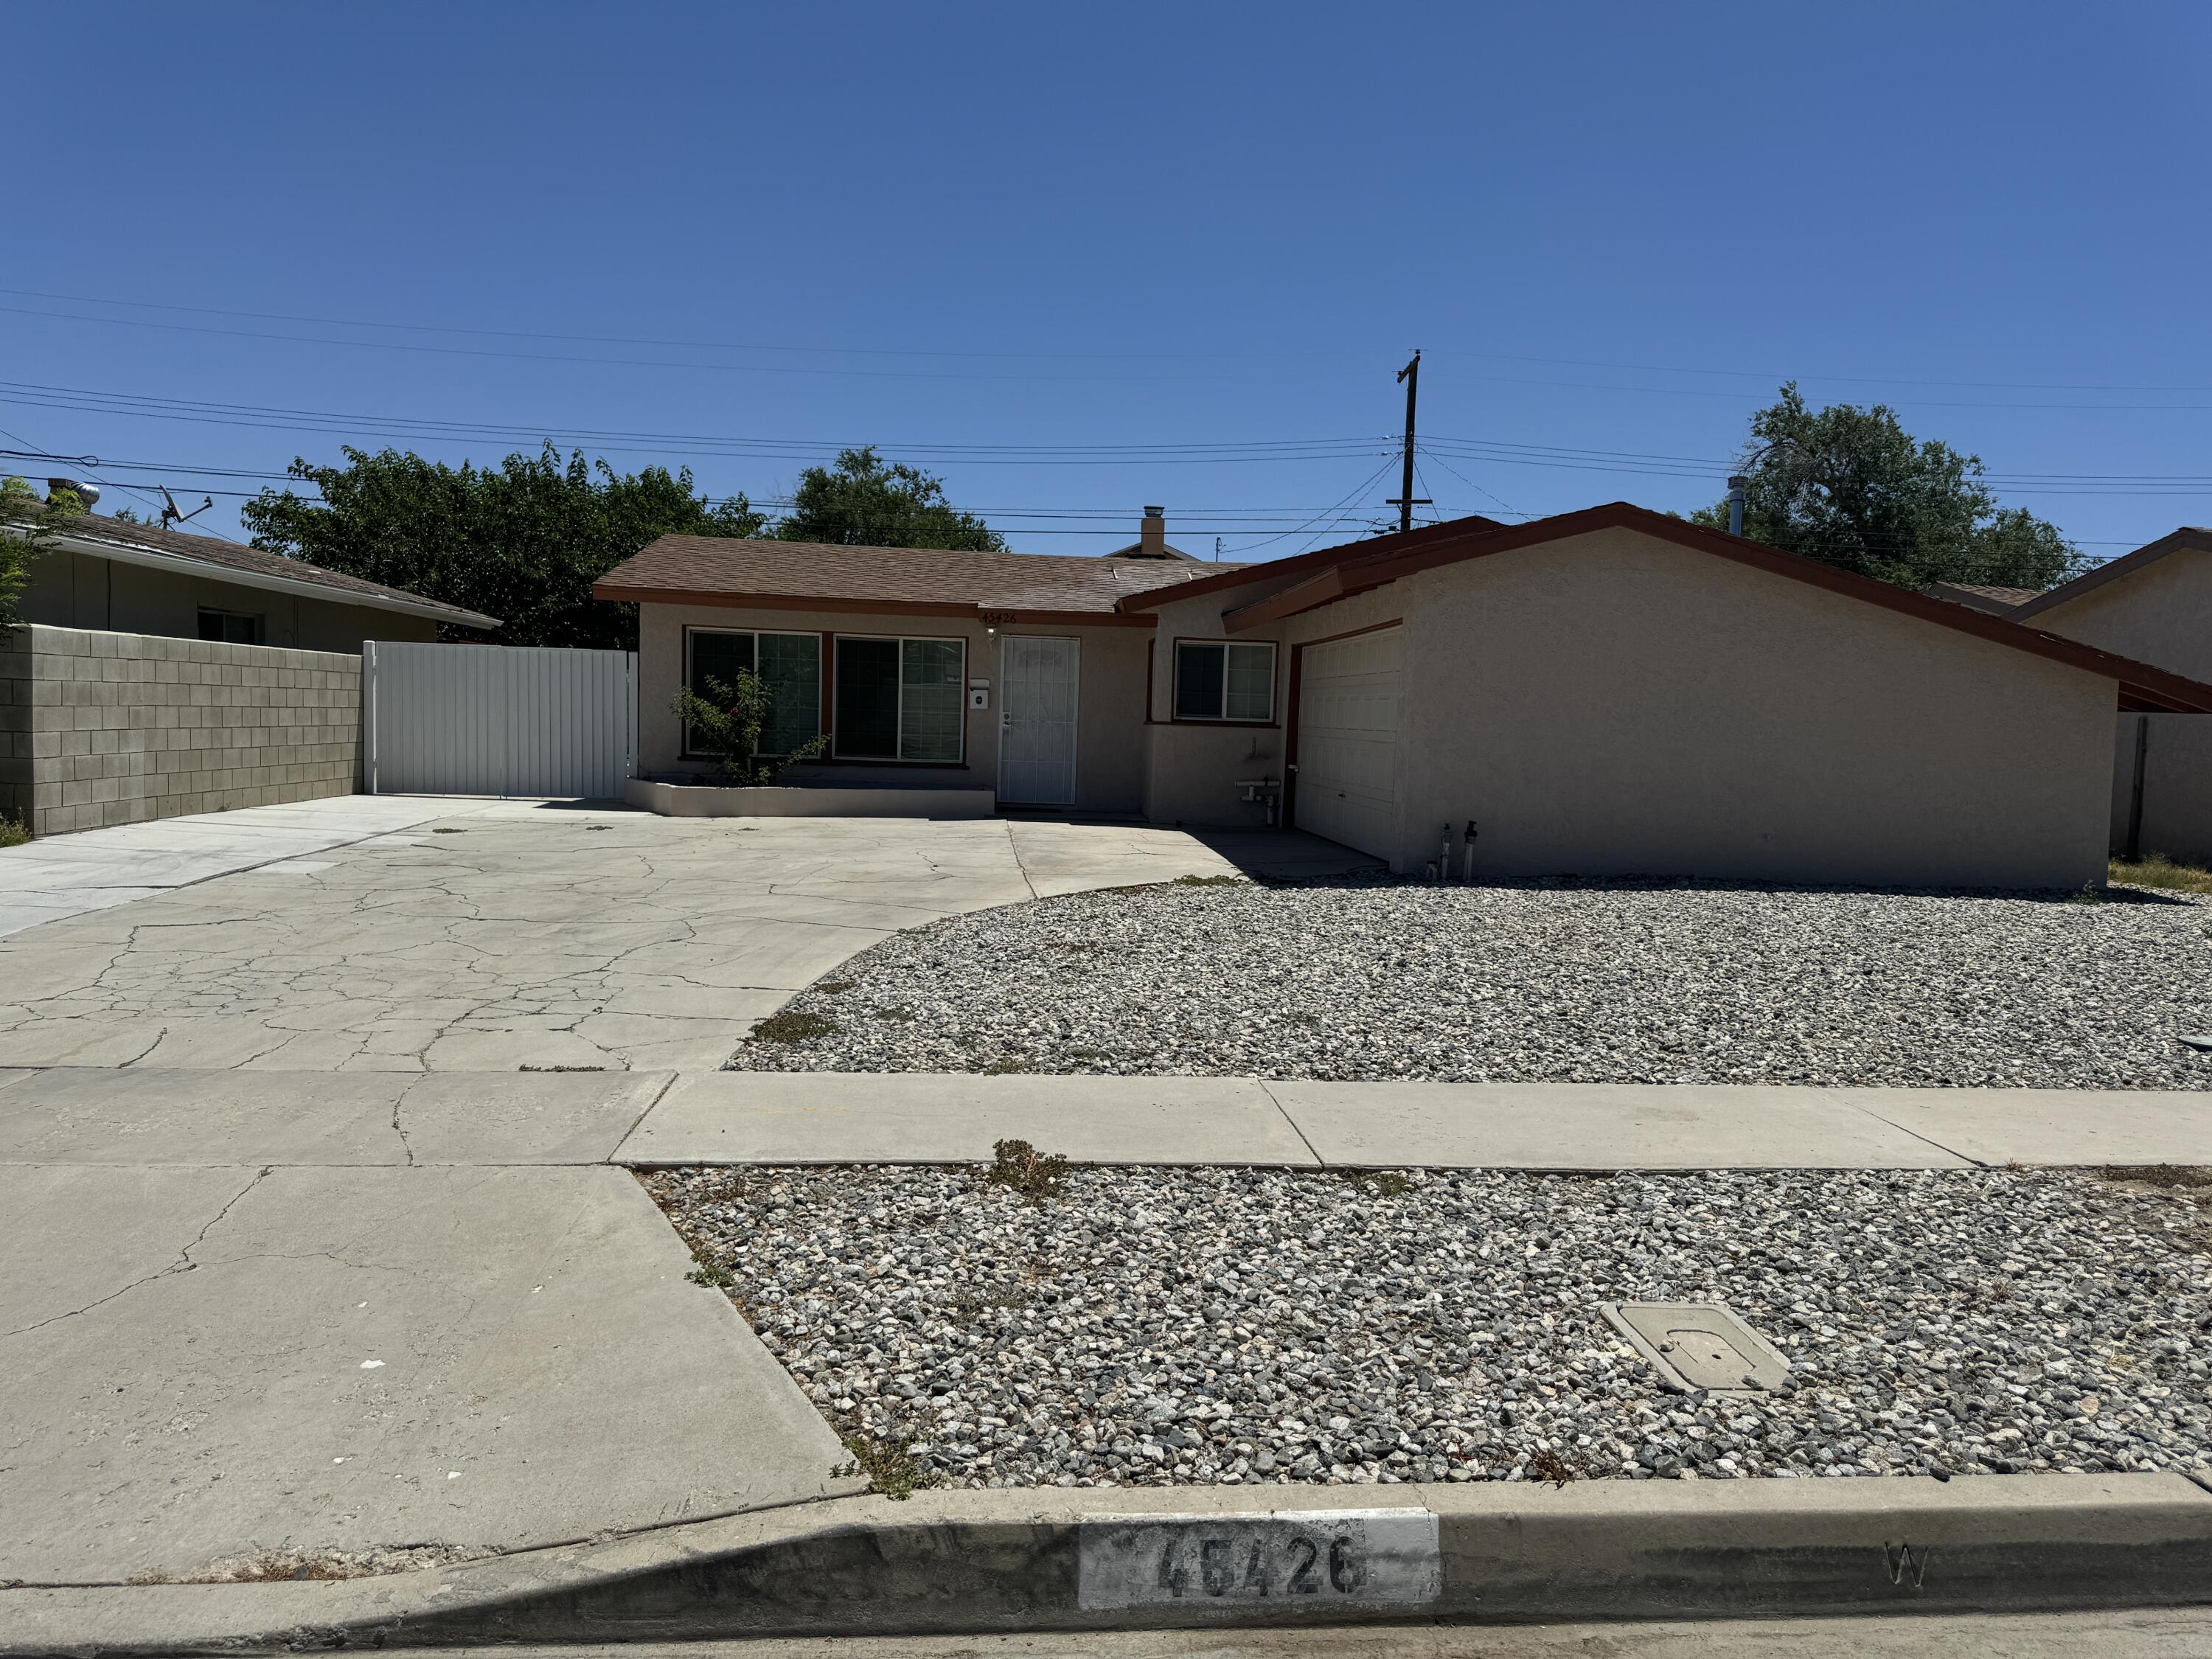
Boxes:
[9,504,498,646]
[1923,581,2042,617]
[597,503,2212,888]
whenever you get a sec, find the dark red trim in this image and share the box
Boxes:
[1293,617,1405,650]
[1217,502,2212,712]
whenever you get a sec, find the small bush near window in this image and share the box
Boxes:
[672,669,830,786]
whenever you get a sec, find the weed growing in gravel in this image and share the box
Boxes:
[815,979,855,995]
[685,1253,735,1290]
[1523,1447,1579,1487]
[2067,882,2107,904]
[978,1056,1028,1075]
[1341,1169,1413,1197]
[0,815,28,848]
[750,1009,841,1044]
[873,1006,916,1022]
[2112,855,2212,895]
[986,1138,1071,1203]
[835,1433,940,1500]
[1173,874,1245,886]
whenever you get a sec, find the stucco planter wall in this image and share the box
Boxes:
[627,776,996,819]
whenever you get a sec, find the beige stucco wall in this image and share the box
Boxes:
[2112,712,2212,863]
[1344,528,2115,887]
[2029,548,2212,683]
[634,602,1150,813]
[18,548,439,651]
[0,625,361,836]
[1138,583,1295,827]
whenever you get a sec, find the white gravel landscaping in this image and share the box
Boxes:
[728,877,2212,1088]
[646,1163,2212,1492]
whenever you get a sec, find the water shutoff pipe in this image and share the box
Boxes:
[1462,820,1478,882]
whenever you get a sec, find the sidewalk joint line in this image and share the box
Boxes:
[1844,1104,1988,1168]
[1256,1079,1327,1167]
[607,1070,684,1164]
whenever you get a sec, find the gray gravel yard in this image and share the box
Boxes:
[728,877,2212,1088]
[646,1163,2212,1492]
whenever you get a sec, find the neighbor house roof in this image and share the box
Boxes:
[1924,581,2040,615]
[594,535,1235,624]
[9,507,501,630]
[1164,502,2212,713]
[2008,527,2212,622]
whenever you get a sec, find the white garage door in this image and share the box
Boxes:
[1293,627,1403,860]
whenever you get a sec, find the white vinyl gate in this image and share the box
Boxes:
[363,641,637,798]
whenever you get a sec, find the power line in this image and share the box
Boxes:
[19,285,2212,397]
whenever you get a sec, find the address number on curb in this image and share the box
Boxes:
[1077,1509,1442,1611]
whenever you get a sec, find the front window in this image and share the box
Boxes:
[1174,639,1276,722]
[835,636,966,762]
[685,628,821,756]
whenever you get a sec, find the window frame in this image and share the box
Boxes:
[196,608,264,646]
[681,626,824,759]
[1171,637,1279,725]
[830,632,970,765]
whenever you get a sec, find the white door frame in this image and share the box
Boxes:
[995,633,1080,807]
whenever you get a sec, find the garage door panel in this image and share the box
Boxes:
[1295,629,1403,860]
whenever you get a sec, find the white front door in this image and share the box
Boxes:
[1293,627,1404,859]
[998,635,1079,805]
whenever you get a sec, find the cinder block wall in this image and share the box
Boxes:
[0,624,361,835]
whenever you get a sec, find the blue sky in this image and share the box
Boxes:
[7,2,2210,562]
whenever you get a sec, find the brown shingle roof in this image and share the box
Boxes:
[13,507,500,628]
[1924,581,2042,615]
[594,535,1234,616]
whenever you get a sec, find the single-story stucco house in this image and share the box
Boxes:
[596,504,2212,888]
[10,503,498,646]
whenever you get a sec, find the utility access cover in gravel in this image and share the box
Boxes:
[727,877,2212,1088]
[644,1163,2212,1493]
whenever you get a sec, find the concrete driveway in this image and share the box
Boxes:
[0,798,1343,1073]
[0,796,1363,1586]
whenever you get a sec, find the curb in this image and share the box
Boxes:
[7,1472,2212,1654]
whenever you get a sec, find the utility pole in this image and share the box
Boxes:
[1385,349,1430,535]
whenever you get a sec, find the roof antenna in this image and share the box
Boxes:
[159,486,214,531]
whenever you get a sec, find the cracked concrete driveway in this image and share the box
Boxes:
[0,799,1276,1073]
[0,796,1343,1586]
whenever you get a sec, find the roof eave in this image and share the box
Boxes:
[34,529,499,630]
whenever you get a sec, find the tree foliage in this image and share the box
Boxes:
[670,670,829,786]
[242,445,770,648]
[776,446,1004,550]
[1692,384,2086,591]
[0,477,84,624]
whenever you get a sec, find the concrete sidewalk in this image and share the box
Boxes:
[614,1071,2212,1170]
[0,1068,858,1588]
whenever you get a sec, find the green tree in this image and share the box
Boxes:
[669,669,830,786]
[0,476,86,624]
[1693,383,2086,591]
[776,446,1004,550]
[242,445,769,648]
